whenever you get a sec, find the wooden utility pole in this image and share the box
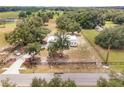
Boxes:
[105,43,111,64]
[105,31,118,65]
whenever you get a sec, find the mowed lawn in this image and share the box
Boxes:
[0,11,19,18]
[0,22,16,48]
[82,22,124,72]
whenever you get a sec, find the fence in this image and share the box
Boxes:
[82,32,105,62]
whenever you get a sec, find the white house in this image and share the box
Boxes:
[67,35,78,47]
[47,36,57,43]
[95,25,104,32]
[47,35,78,47]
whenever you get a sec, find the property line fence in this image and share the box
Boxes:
[82,32,105,62]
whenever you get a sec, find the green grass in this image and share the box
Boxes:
[104,21,119,28]
[0,11,19,18]
[0,22,16,48]
[82,22,124,72]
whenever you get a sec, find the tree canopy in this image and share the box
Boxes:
[5,15,50,46]
[113,14,124,25]
[56,16,81,33]
[47,31,70,58]
[31,76,76,87]
[95,26,124,49]
[57,9,106,29]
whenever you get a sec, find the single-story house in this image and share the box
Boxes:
[67,35,78,47]
[47,35,78,47]
[95,25,104,32]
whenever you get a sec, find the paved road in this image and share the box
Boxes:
[2,54,31,74]
[0,73,109,86]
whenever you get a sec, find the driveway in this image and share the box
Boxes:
[2,54,31,74]
[0,73,109,86]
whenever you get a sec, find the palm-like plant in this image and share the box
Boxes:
[55,32,70,57]
[48,31,70,58]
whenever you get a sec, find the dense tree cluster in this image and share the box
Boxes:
[36,11,54,23]
[95,26,124,49]
[31,76,76,87]
[113,14,124,25]
[57,9,106,29]
[18,11,32,18]
[56,16,81,34]
[6,15,50,46]
[78,11,105,29]
[5,13,51,66]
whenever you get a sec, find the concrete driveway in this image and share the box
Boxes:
[2,54,31,74]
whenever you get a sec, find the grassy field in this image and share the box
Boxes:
[82,22,124,72]
[0,22,16,48]
[104,21,118,28]
[0,11,19,18]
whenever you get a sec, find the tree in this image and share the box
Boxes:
[5,15,50,46]
[27,15,43,27]
[113,14,124,25]
[18,11,27,19]
[47,42,58,58]
[78,10,105,29]
[31,77,47,87]
[26,11,32,16]
[95,26,124,49]
[56,16,70,30]
[31,76,77,87]
[55,32,70,56]
[37,12,49,23]
[25,42,41,56]
[25,42,42,68]
[48,76,64,87]
[1,78,16,87]
[63,79,76,87]
[56,16,81,33]
[57,9,105,29]
[95,27,124,63]
[46,12,54,19]
[97,72,124,87]
[48,31,70,58]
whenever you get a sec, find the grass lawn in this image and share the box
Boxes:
[0,22,16,48]
[82,22,124,72]
[104,21,118,28]
[0,11,19,18]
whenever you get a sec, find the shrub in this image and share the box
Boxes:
[31,77,47,87]
[1,78,16,87]
[31,76,77,87]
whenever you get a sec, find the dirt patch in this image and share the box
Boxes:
[20,64,107,73]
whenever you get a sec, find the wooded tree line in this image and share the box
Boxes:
[56,8,124,30]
